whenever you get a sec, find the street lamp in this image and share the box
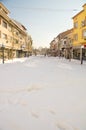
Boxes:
[80,45,84,64]
[1,44,5,64]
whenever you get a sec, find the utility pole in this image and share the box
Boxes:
[80,45,84,64]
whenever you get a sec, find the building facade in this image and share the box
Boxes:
[0,2,32,60]
[50,29,73,58]
[72,4,86,59]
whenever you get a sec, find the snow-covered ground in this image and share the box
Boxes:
[0,56,86,130]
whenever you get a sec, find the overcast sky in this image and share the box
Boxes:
[1,0,86,48]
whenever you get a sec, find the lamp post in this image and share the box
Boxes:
[80,45,84,64]
[1,44,5,64]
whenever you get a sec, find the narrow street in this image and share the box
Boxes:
[0,56,86,130]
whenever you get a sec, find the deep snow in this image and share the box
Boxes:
[0,56,86,130]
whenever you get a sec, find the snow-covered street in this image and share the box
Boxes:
[0,56,86,130]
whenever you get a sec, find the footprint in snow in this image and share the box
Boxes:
[56,121,79,130]
[31,111,39,119]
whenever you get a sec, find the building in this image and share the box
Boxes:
[50,29,73,58]
[72,3,86,59]
[57,29,73,59]
[0,2,33,60]
[50,38,58,56]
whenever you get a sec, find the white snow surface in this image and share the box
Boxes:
[0,56,86,130]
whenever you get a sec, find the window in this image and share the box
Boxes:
[2,33,7,39]
[74,22,78,28]
[81,20,86,27]
[64,41,66,44]
[16,39,18,44]
[74,34,78,41]
[8,24,12,31]
[2,20,7,28]
[13,38,19,44]
[82,29,86,39]
[16,31,19,36]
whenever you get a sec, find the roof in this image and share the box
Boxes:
[72,10,84,19]
[56,28,73,39]
[0,2,10,14]
[12,19,27,32]
[82,3,86,8]
[72,3,86,19]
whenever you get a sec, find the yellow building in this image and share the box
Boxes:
[0,2,33,60]
[72,3,86,59]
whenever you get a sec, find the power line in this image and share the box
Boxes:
[9,6,78,12]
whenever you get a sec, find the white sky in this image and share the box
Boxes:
[2,0,86,48]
